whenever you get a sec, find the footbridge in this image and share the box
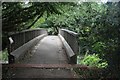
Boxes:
[2,28,100,79]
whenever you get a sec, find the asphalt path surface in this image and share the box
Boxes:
[6,36,79,78]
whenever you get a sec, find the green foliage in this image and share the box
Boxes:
[2,2,120,72]
[2,2,62,50]
[39,2,120,70]
[0,49,8,61]
[2,2,61,32]
[92,42,106,56]
[31,17,45,29]
[79,54,108,68]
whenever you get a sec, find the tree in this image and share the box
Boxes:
[2,2,61,32]
[2,2,61,50]
[37,2,120,76]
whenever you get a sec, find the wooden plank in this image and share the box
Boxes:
[2,64,99,70]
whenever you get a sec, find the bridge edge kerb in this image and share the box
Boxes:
[10,34,47,63]
[58,34,77,64]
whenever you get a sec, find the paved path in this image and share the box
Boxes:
[22,36,68,64]
[7,36,79,78]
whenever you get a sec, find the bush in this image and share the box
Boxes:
[79,54,108,68]
[0,48,8,62]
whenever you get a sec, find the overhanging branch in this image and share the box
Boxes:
[26,12,44,29]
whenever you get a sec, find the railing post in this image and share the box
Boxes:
[8,37,15,64]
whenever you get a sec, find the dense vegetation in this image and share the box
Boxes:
[2,2,120,78]
[2,2,62,50]
[33,2,120,71]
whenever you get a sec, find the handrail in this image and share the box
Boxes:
[59,29,79,64]
[60,29,78,36]
[8,28,46,36]
[8,28,48,63]
[10,34,47,63]
[8,28,47,53]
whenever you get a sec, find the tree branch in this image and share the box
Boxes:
[26,12,44,29]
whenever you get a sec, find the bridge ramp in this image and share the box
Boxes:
[5,36,79,78]
[21,36,68,64]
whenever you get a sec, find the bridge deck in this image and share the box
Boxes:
[7,36,78,78]
[20,36,68,64]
